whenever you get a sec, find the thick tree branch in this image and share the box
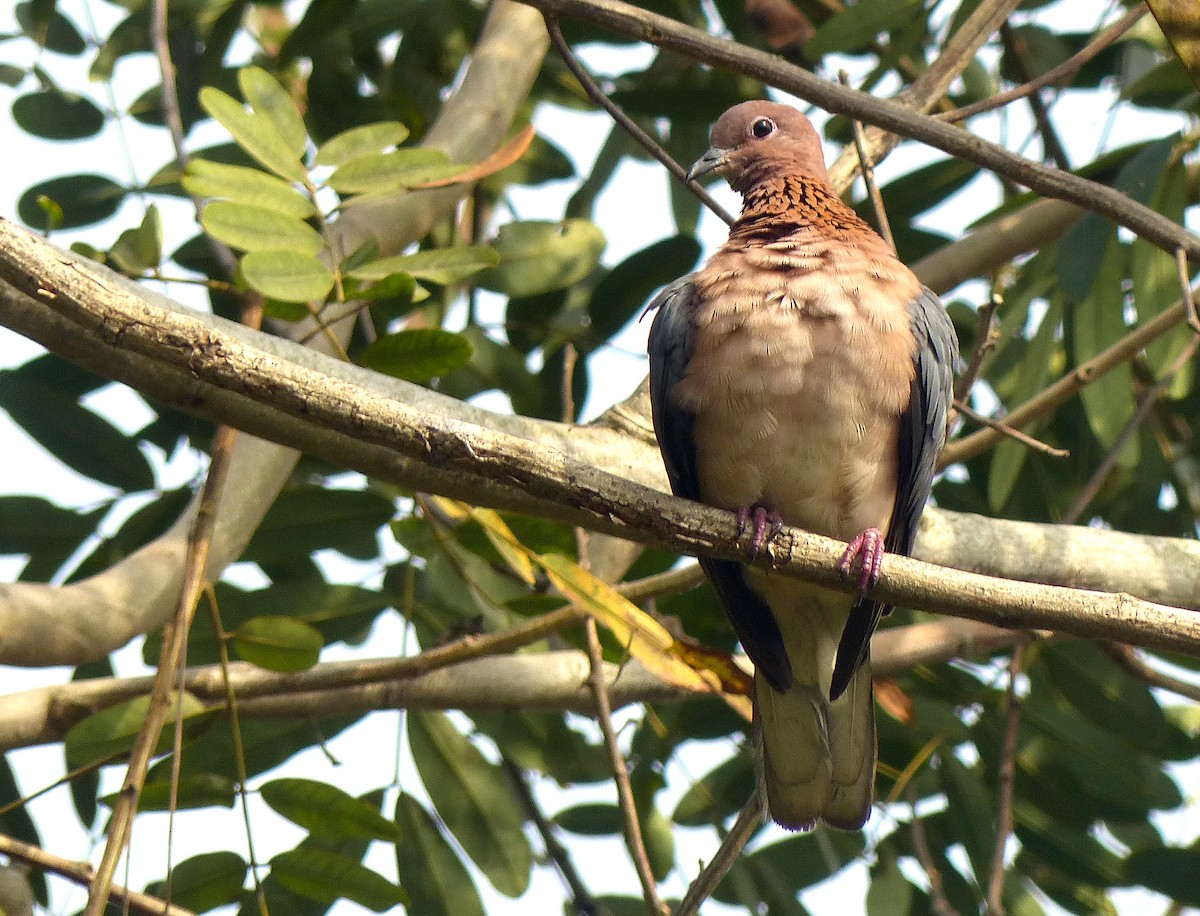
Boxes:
[512,0,1200,260]
[0,834,194,916]
[0,619,1019,752]
[1,228,1199,677]
[0,0,549,665]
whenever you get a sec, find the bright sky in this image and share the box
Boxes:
[1,0,1198,914]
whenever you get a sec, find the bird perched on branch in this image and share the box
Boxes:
[647,100,958,830]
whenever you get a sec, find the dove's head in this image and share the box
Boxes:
[687,101,829,194]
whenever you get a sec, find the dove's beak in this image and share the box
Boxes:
[687,146,731,182]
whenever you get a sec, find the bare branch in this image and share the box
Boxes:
[544,16,735,226]
[0,621,1033,753]
[2,222,1200,670]
[584,618,667,915]
[0,834,195,916]
[1101,643,1200,704]
[941,291,1196,467]
[511,0,1200,260]
[985,645,1026,916]
[676,797,761,916]
[941,5,1147,123]
[953,399,1070,459]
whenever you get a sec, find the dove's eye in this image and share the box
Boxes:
[750,117,776,139]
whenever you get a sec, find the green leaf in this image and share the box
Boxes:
[1073,234,1134,458]
[64,692,209,769]
[1014,800,1125,886]
[554,803,622,835]
[261,778,402,841]
[201,200,324,255]
[0,495,99,578]
[12,90,105,140]
[348,245,500,285]
[244,486,395,564]
[240,250,334,303]
[938,752,994,882]
[360,329,473,383]
[394,793,485,916]
[145,852,247,913]
[270,847,407,911]
[238,66,308,158]
[1134,159,1193,386]
[199,86,307,182]
[408,711,532,897]
[672,753,755,826]
[643,805,675,882]
[326,148,460,194]
[988,292,1064,511]
[128,773,236,811]
[18,174,126,230]
[15,0,85,54]
[875,157,979,225]
[805,0,924,56]
[586,235,701,345]
[715,830,865,904]
[867,851,914,916]
[1057,214,1110,303]
[476,220,606,298]
[232,616,323,672]
[184,159,315,218]
[314,121,411,167]
[1124,847,1200,905]
[108,204,163,273]
[0,366,155,492]
[1041,642,1190,759]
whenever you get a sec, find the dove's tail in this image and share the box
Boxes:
[755,655,875,831]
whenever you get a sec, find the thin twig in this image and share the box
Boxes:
[999,23,1070,171]
[619,563,705,604]
[87,422,237,913]
[503,758,602,916]
[839,70,896,254]
[676,796,761,916]
[954,292,1001,403]
[941,5,1147,123]
[906,786,958,916]
[150,0,239,281]
[542,15,736,226]
[1177,248,1200,334]
[953,399,1070,458]
[205,586,269,915]
[942,289,1197,467]
[517,0,1200,261]
[583,617,667,915]
[985,643,1025,916]
[562,341,578,423]
[1100,643,1200,704]
[0,833,196,916]
[829,0,1024,191]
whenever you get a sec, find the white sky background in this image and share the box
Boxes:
[0,0,1198,913]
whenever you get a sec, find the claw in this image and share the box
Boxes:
[838,527,886,592]
[736,505,784,560]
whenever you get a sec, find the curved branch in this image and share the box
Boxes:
[2,225,1198,674]
[512,0,1200,259]
[0,621,1025,752]
[0,0,549,665]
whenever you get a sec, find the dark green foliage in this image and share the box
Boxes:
[3,0,1199,913]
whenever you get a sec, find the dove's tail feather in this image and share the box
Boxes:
[755,657,875,831]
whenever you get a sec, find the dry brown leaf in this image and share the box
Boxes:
[410,125,537,189]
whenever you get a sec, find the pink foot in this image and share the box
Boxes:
[736,505,784,560]
[838,527,886,592]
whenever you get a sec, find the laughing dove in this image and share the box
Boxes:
[647,101,958,830]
